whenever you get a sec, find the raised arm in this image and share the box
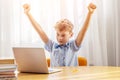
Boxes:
[75,3,96,47]
[23,4,49,44]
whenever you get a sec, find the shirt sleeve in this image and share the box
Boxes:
[44,40,54,52]
[70,40,81,51]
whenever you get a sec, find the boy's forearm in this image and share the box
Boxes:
[26,12,49,44]
[75,12,92,46]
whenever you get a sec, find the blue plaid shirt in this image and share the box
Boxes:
[44,40,81,67]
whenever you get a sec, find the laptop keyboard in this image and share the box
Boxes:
[48,68,62,73]
[48,69,54,72]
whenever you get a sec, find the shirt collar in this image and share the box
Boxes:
[55,42,69,49]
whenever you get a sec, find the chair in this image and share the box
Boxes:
[47,56,87,67]
[78,56,87,66]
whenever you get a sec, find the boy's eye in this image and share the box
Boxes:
[57,33,59,36]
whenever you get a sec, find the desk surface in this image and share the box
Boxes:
[17,66,120,80]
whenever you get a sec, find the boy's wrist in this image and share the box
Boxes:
[88,11,93,15]
[25,11,30,15]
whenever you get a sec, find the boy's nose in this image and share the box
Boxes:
[59,37,63,40]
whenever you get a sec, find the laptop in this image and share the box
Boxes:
[12,47,62,74]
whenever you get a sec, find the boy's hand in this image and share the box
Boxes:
[23,4,30,14]
[88,3,96,14]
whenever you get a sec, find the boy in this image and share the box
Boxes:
[23,3,96,67]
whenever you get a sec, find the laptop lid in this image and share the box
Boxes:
[13,47,49,73]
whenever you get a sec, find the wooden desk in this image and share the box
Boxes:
[17,66,120,80]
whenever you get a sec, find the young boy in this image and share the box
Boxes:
[23,3,96,67]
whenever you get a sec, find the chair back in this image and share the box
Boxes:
[78,56,87,66]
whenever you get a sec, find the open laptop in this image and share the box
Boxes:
[12,47,62,74]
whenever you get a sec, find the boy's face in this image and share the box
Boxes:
[56,30,73,45]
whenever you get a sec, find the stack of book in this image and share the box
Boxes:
[0,64,17,80]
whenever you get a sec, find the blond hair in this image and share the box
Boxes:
[54,19,74,33]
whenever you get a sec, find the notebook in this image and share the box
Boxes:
[12,47,62,74]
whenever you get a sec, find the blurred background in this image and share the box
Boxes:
[0,0,120,66]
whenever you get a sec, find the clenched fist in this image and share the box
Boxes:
[23,4,30,14]
[88,3,96,14]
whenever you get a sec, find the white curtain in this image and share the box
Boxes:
[0,0,120,66]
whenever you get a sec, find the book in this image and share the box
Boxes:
[0,76,17,80]
[0,64,17,70]
[0,64,17,79]
[0,71,15,75]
